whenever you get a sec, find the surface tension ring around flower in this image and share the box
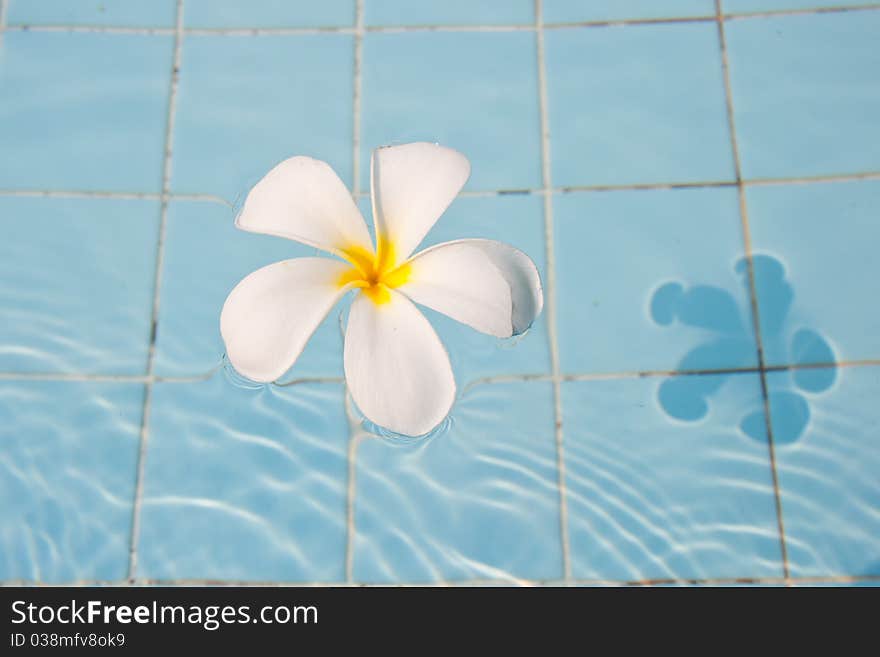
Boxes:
[220,142,544,436]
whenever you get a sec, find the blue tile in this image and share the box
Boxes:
[155,200,346,379]
[0,32,172,192]
[771,366,880,577]
[543,0,714,22]
[563,375,784,581]
[365,0,533,25]
[644,579,783,587]
[724,1,878,12]
[172,34,353,200]
[0,381,142,583]
[136,376,348,581]
[725,12,880,179]
[360,32,541,192]
[554,187,758,374]
[414,194,551,384]
[793,580,880,587]
[353,382,561,583]
[0,197,159,374]
[545,23,733,187]
[7,0,177,26]
[747,181,880,364]
[185,0,354,28]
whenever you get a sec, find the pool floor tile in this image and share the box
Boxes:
[724,0,879,13]
[746,180,880,365]
[543,0,714,23]
[0,381,143,583]
[136,375,349,582]
[724,11,880,179]
[792,579,880,587]
[6,0,177,27]
[154,200,346,379]
[365,0,534,26]
[184,0,354,28]
[545,22,734,187]
[360,31,541,193]
[353,382,562,583]
[0,31,173,192]
[554,187,758,375]
[0,197,159,375]
[770,366,880,578]
[171,34,354,201]
[562,375,784,581]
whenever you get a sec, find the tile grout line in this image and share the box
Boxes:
[127,0,185,582]
[715,0,790,583]
[3,4,880,35]
[0,371,218,383]
[0,189,232,204]
[534,0,571,582]
[351,0,364,197]
[187,27,356,36]
[725,3,880,20]
[465,359,880,389]
[4,170,880,206]
[344,406,363,584]
[364,24,533,33]
[4,572,878,587]
[1,25,177,35]
[744,171,880,187]
[343,0,365,586]
[345,437,359,583]
[2,359,878,385]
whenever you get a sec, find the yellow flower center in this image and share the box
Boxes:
[338,235,412,305]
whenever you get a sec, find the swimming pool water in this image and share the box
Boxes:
[1,0,878,586]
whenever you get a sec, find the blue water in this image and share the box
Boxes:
[1,1,878,586]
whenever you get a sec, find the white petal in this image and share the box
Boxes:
[371,142,470,263]
[344,290,455,436]
[404,239,543,336]
[398,242,513,337]
[236,156,374,258]
[221,257,353,382]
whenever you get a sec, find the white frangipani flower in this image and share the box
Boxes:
[221,142,543,436]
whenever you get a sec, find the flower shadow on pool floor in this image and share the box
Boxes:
[651,254,837,444]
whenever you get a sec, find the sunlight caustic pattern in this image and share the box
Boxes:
[2,0,879,587]
[220,142,544,437]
